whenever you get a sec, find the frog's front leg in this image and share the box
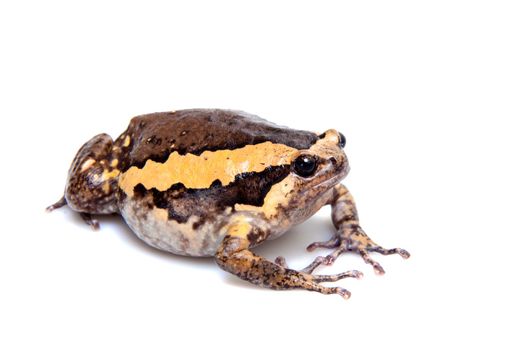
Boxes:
[215,218,361,299]
[307,184,410,274]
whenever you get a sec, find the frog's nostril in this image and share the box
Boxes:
[329,157,337,166]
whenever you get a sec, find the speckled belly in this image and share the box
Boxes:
[119,198,225,257]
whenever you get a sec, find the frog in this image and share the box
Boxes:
[47,109,409,299]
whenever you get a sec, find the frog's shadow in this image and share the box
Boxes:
[77,212,335,289]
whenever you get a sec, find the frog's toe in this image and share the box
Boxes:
[306,236,340,251]
[312,269,363,282]
[308,270,362,299]
[276,255,334,275]
[357,245,410,274]
[80,213,100,231]
[331,287,351,300]
[46,196,67,212]
[357,248,386,275]
[369,246,411,259]
[306,281,352,299]
[324,245,347,265]
[300,255,328,274]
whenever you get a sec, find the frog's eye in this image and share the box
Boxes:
[338,132,346,148]
[293,155,318,177]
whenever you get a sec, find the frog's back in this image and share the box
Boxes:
[116,109,319,257]
[119,109,318,171]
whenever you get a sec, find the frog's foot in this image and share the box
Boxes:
[275,255,363,276]
[218,235,360,299]
[47,196,100,230]
[306,225,410,275]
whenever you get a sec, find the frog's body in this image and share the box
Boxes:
[48,109,409,298]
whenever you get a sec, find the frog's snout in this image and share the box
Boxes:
[328,152,350,178]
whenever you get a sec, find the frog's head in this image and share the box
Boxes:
[253,128,349,227]
[289,129,349,198]
[229,128,348,230]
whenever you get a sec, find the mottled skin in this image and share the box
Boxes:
[48,109,409,298]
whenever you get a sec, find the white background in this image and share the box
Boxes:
[1,1,524,349]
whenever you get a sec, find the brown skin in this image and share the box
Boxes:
[48,109,409,298]
[118,109,318,170]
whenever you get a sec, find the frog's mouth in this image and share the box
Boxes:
[309,171,346,193]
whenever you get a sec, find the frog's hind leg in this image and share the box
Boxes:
[47,133,121,230]
[215,219,361,299]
